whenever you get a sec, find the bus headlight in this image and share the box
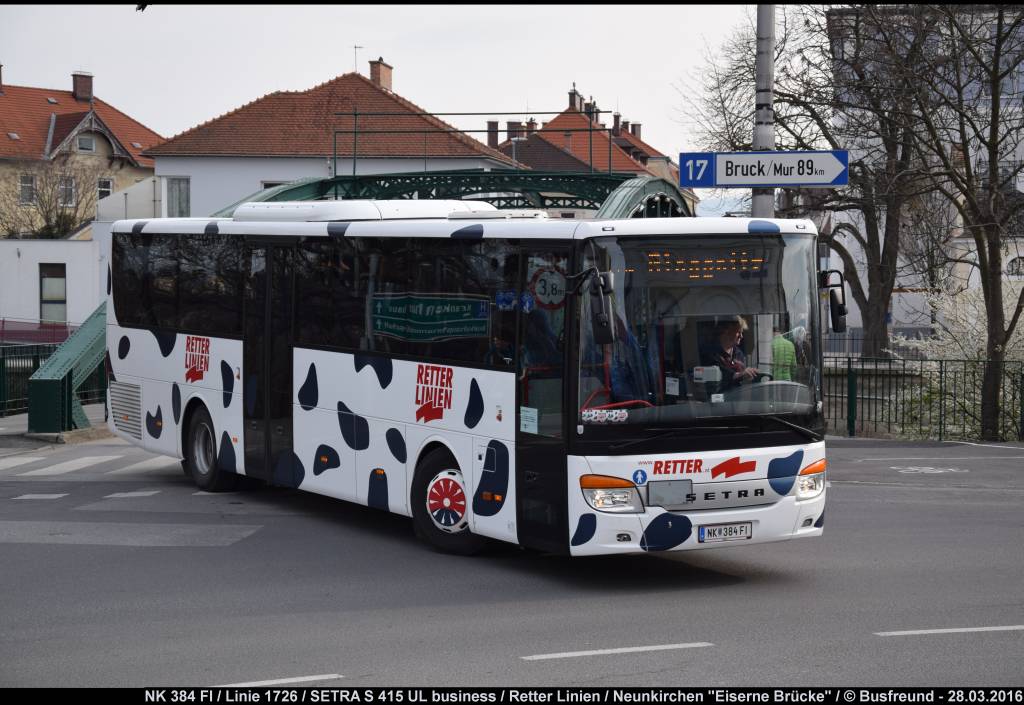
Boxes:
[795,459,826,500]
[580,474,644,513]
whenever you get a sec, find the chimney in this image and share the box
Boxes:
[583,101,593,121]
[72,71,93,102]
[369,57,393,91]
[487,121,499,148]
[621,120,630,135]
[591,102,600,124]
[506,121,523,140]
[613,113,621,136]
[568,86,584,111]
[526,118,537,136]
[0,63,4,94]
[630,123,642,140]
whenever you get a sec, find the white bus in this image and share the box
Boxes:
[105,200,834,556]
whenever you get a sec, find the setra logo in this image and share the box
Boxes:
[184,335,210,383]
[415,364,453,423]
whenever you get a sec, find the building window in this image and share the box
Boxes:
[77,134,95,152]
[167,177,190,217]
[40,263,67,323]
[1008,257,1024,277]
[58,176,76,207]
[98,178,114,200]
[19,174,36,205]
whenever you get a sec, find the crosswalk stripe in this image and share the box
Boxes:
[106,457,179,475]
[18,455,123,477]
[104,490,161,499]
[0,456,46,471]
[13,494,69,500]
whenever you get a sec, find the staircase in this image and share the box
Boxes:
[27,303,107,433]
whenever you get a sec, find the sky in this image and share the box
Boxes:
[1,4,754,214]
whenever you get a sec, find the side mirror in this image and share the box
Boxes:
[590,273,616,345]
[829,288,848,333]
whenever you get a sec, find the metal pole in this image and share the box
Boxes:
[352,110,358,178]
[752,4,776,218]
[847,357,856,437]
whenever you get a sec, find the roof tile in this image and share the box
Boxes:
[0,84,163,167]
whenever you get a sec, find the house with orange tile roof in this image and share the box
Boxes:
[492,87,696,218]
[145,58,522,218]
[0,68,163,239]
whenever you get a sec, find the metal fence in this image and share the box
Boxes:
[824,357,1024,441]
[0,344,106,417]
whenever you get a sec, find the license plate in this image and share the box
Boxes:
[647,479,693,508]
[698,522,752,543]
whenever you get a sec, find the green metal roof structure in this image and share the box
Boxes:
[213,170,693,219]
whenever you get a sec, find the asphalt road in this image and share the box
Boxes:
[0,435,1021,687]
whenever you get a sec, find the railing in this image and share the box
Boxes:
[0,318,80,346]
[0,343,106,417]
[824,357,1024,441]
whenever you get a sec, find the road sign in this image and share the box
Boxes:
[679,150,848,188]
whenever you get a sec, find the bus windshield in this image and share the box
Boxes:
[577,234,820,428]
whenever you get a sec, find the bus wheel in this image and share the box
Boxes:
[184,405,237,492]
[412,450,486,555]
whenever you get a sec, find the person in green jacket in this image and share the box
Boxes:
[771,324,797,381]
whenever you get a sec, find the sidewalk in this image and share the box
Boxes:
[0,403,110,455]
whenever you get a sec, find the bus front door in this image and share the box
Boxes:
[243,242,295,484]
[515,247,570,554]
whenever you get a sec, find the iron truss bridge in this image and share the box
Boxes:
[214,170,693,219]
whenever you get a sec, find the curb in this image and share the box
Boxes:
[24,427,115,445]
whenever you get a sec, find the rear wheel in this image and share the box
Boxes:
[184,405,237,492]
[411,450,486,555]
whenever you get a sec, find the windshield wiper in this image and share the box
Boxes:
[608,425,748,451]
[762,415,823,442]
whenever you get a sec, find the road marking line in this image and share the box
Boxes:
[0,456,46,471]
[217,674,344,687]
[521,642,713,661]
[18,455,123,476]
[106,457,179,475]
[104,490,161,499]
[856,456,1024,462]
[13,494,68,500]
[945,441,1024,450]
[875,625,1024,637]
[0,520,261,547]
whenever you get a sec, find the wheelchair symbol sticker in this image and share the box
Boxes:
[632,469,647,486]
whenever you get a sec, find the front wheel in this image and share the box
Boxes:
[411,450,486,555]
[184,405,237,492]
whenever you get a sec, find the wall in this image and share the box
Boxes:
[97,176,161,222]
[154,156,507,217]
[0,239,100,324]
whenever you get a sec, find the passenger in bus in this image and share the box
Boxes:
[700,316,758,392]
[771,324,797,381]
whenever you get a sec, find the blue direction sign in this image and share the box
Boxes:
[679,150,849,188]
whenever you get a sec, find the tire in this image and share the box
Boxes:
[184,405,237,492]
[411,449,486,556]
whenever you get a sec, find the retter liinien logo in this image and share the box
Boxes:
[184,335,210,383]
[415,363,453,423]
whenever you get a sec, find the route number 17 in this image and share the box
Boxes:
[685,158,709,181]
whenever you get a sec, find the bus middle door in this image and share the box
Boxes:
[515,246,570,554]
[243,240,296,485]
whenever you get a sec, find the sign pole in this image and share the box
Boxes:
[752,4,776,218]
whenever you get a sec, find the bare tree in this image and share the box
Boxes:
[679,5,935,357]
[887,5,1024,439]
[0,155,105,238]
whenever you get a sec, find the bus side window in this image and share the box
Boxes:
[518,251,568,438]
